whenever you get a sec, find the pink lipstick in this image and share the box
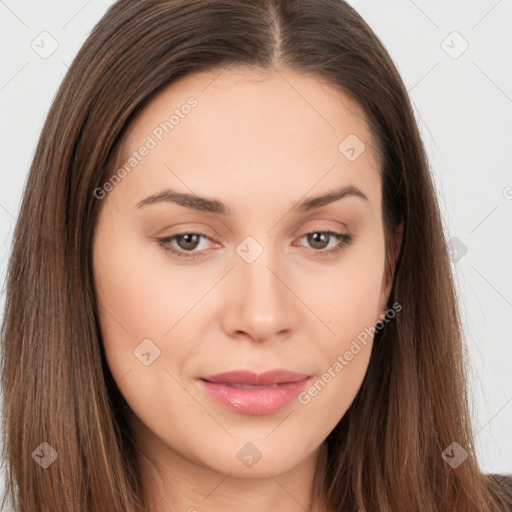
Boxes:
[198,369,310,415]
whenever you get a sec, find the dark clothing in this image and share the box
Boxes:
[488,474,512,510]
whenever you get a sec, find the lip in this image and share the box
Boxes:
[198,370,311,415]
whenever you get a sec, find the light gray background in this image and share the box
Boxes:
[0,0,511,503]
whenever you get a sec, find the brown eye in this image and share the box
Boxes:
[157,232,214,260]
[174,233,202,251]
[297,230,354,258]
[306,232,331,250]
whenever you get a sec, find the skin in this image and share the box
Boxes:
[92,66,402,512]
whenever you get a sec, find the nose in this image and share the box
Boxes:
[220,247,296,343]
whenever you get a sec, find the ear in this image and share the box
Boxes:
[377,221,403,322]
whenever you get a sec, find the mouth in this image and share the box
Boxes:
[197,369,311,415]
[199,369,310,386]
[210,383,281,389]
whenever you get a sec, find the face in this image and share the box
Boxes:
[92,66,398,482]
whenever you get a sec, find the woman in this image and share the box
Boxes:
[1,1,510,511]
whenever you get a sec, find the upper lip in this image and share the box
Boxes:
[199,370,310,386]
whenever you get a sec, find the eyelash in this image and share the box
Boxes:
[157,229,354,260]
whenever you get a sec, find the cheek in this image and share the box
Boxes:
[93,216,212,332]
[92,228,205,439]
[296,283,379,429]
[297,237,385,417]
[92,222,206,387]
[297,340,371,439]
[312,234,386,340]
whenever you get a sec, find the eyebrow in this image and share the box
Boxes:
[135,185,368,215]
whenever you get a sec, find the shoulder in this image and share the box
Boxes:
[486,474,512,511]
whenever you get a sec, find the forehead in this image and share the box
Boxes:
[108,66,382,212]
[120,65,378,161]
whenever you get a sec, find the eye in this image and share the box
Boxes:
[157,232,216,260]
[295,230,354,258]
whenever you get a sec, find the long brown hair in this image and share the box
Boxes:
[1,1,510,511]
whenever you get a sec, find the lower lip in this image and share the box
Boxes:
[199,378,310,415]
